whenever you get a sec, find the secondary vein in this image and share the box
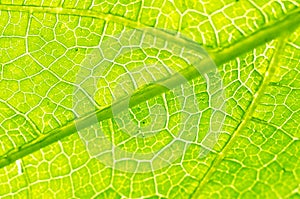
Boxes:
[190,32,292,198]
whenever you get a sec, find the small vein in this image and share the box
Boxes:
[190,33,290,198]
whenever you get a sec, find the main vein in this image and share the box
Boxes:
[0,6,299,169]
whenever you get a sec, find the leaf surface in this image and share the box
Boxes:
[0,0,299,198]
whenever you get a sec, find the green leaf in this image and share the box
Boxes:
[0,1,300,198]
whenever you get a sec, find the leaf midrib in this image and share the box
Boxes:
[0,5,299,171]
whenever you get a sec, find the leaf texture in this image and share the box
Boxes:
[0,0,299,198]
